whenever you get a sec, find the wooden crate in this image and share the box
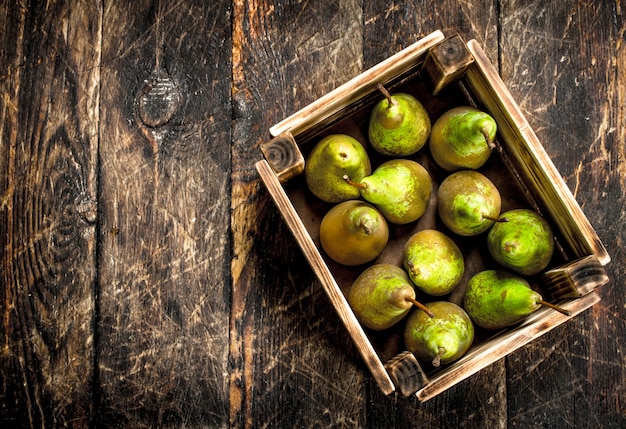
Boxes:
[255,30,610,401]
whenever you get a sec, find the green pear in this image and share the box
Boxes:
[437,170,502,236]
[348,264,432,331]
[487,208,554,276]
[463,270,570,330]
[319,200,389,266]
[402,229,464,296]
[429,106,497,172]
[344,159,432,224]
[404,301,474,367]
[368,83,431,156]
[305,134,371,203]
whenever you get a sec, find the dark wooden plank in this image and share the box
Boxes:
[499,1,626,427]
[230,1,370,427]
[362,1,500,69]
[96,1,231,427]
[0,1,100,427]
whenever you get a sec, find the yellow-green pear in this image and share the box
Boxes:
[402,229,464,296]
[348,264,431,331]
[305,134,371,203]
[319,200,389,266]
[429,106,497,172]
[463,270,570,330]
[487,209,554,276]
[368,84,431,156]
[437,170,501,236]
[404,301,474,367]
[344,159,432,224]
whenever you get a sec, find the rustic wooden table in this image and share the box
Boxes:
[1,1,624,427]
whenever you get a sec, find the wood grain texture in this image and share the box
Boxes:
[96,1,231,427]
[0,1,100,426]
[268,30,445,139]
[362,1,499,69]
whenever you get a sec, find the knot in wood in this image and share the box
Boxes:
[75,196,98,224]
[137,74,182,128]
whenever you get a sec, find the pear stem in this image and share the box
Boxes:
[481,127,496,149]
[357,218,372,235]
[432,347,445,368]
[377,83,396,108]
[538,300,572,316]
[342,175,367,189]
[405,297,435,318]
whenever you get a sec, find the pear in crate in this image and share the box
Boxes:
[368,83,431,156]
[487,208,554,276]
[463,269,570,330]
[305,134,371,203]
[429,106,497,171]
[404,301,474,367]
[319,200,389,266]
[437,170,502,236]
[402,229,464,296]
[348,264,432,331]
[344,159,432,225]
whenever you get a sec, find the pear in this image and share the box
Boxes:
[402,229,464,296]
[429,106,497,172]
[305,134,371,203]
[463,269,570,330]
[368,83,431,156]
[319,200,389,266]
[487,208,554,276]
[404,301,474,367]
[344,159,432,224]
[348,264,432,331]
[437,170,502,236]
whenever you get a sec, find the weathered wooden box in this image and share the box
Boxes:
[255,30,610,401]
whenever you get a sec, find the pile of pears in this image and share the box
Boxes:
[304,84,569,369]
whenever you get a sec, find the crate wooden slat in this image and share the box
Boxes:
[543,255,610,299]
